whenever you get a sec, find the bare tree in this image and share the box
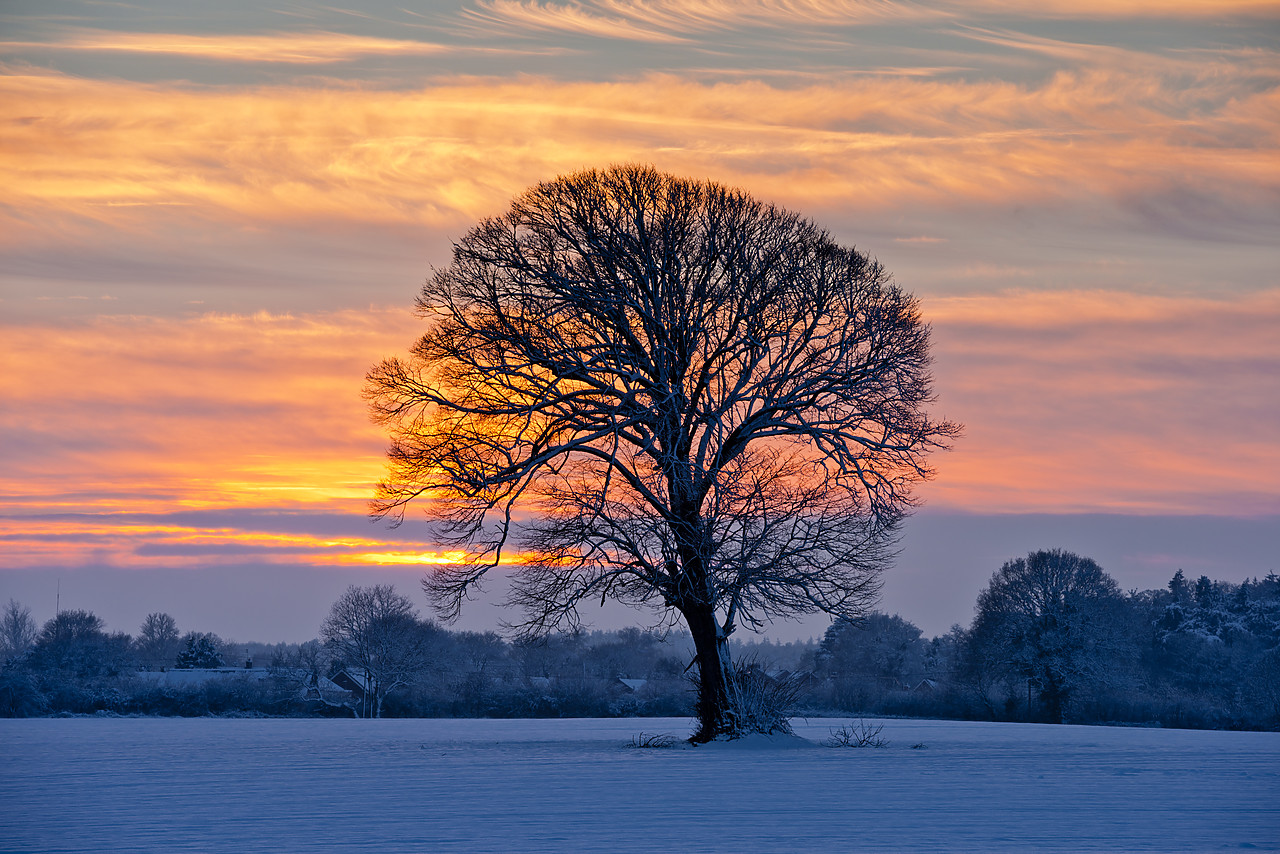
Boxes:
[320,585,434,718]
[1,599,37,663]
[136,612,180,671]
[366,164,957,740]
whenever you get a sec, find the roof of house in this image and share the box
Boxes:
[135,667,274,686]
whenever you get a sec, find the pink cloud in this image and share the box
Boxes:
[921,289,1280,514]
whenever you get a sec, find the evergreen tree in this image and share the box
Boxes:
[175,633,224,669]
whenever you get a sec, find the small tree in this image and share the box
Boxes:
[321,585,434,718]
[1,599,37,663]
[366,164,957,741]
[136,613,181,671]
[175,632,224,669]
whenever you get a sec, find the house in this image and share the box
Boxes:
[327,669,371,701]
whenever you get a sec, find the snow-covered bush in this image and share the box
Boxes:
[0,665,47,717]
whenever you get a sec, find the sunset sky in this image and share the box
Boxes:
[2,0,1277,642]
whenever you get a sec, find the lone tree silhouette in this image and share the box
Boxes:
[366,164,958,741]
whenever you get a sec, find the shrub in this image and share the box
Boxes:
[722,660,806,737]
[826,719,888,748]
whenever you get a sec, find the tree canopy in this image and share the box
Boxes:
[366,164,957,739]
[968,549,1134,722]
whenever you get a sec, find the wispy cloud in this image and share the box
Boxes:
[2,57,1275,237]
[922,289,1280,514]
[951,0,1279,18]
[0,30,452,63]
[0,510,508,571]
[459,0,1277,42]
[462,0,944,42]
[463,0,694,42]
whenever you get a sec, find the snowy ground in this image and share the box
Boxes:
[2,717,1277,853]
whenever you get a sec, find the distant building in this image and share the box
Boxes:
[615,677,648,693]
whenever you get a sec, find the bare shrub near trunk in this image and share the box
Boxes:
[719,660,806,737]
[366,164,958,741]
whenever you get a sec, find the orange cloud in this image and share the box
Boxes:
[0,31,452,63]
[0,309,418,516]
[1,60,1275,237]
[0,513,520,571]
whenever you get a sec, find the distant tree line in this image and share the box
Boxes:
[0,589,701,719]
[809,553,1280,730]
[2,552,1277,729]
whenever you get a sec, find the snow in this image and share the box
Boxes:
[1,717,1276,852]
[695,731,817,750]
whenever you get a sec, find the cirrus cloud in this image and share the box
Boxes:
[0,30,456,63]
[2,57,1275,238]
[460,0,1279,43]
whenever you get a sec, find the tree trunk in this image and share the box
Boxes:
[682,602,733,742]
[1039,678,1067,724]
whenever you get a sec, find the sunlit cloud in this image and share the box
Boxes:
[921,289,1280,515]
[356,551,481,565]
[2,58,1275,242]
[0,309,419,516]
[0,30,453,63]
[0,513,508,571]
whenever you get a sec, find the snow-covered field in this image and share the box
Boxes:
[2,717,1276,853]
